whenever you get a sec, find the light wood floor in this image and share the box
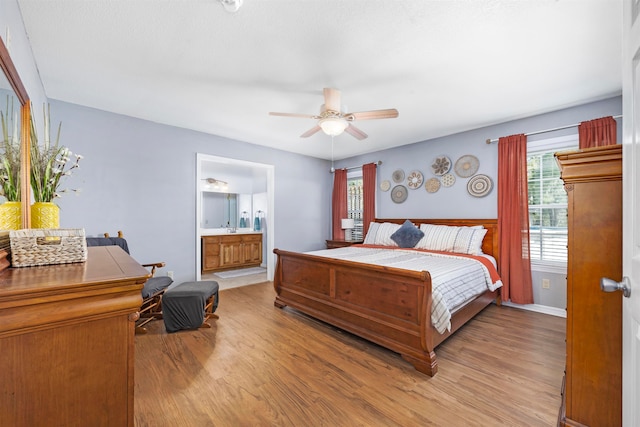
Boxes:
[135,282,565,427]
[201,269,268,289]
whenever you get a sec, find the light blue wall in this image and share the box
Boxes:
[338,96,621,220]
[50,100,331,284]
[32,94,625,306]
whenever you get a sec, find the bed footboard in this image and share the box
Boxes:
[273,248,440,376]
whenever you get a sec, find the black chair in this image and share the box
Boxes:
[86,231,173,333]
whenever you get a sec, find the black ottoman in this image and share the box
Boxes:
[162,281,219,332]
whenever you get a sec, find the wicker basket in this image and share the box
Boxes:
[9,228,87,267]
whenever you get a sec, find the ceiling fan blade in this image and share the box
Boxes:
[300,125,322,138]
[269,112,317,119]
[323,88,341,112]
[347,109,399,121]
[344,123,368,140]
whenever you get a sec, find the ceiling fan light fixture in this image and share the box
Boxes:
[319,117,348,136]
[269,88,398,140]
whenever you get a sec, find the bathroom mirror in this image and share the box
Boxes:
[201,192,252,229]
[0,37,31,228]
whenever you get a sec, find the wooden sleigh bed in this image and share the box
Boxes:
[273,218,501,377]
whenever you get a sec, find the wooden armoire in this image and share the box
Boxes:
[555,144,622,427]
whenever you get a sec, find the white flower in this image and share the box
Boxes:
[30,103,84,202]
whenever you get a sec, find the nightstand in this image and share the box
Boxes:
[325,239,364,249]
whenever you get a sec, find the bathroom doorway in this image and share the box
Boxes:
[196,153,275,288]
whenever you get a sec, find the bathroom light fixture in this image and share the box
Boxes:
[219,0,243,12]
[202,178,229,191]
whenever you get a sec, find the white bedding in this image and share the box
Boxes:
[305,246,502,334]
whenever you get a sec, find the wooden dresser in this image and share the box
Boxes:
[556,145,622,427]
[202,233,263,273]
[0,246,150,427]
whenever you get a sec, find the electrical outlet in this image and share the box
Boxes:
[542,278,550,289]
[167,271,174,280]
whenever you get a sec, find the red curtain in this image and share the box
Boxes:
[498,134,533,304]
[578,116,617,149]
[332,168,347,239]
[362,163,377,237]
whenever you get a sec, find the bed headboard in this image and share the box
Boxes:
[375,218,500,267]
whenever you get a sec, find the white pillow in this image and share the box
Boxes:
[416,224,487,255]
[416,224,457,251]
[363,222,400,246]
[363,222,380,244]
[451,226,487,255]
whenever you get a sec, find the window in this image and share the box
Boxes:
[347,174,364,240]
[527,136,577,265]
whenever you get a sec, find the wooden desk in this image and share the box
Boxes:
[0,246,150,427]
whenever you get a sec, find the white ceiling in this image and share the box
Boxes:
[17,0,622,161]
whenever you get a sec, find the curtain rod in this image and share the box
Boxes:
[331,160,383,173]
[485,115,623,144]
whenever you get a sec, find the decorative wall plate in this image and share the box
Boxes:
[390,185,408,203]
[392,169,405,183]
[379,180,391,192]
[467,174,493,197]
[441,173,455,187]
[454,155,480,178]
[431,156,451,176]
[425,178,441,193]
[406,170,424,189]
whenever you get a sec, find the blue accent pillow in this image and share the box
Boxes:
[390,220,424,248]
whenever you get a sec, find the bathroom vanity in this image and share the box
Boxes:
[201,231,263,273]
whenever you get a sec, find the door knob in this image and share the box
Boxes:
[600,276,631,298]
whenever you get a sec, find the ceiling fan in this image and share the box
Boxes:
[269,88,399,140]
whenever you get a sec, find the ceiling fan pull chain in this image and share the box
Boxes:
[331,135,335,173]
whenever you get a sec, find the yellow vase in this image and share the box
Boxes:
[0,201,22,230]
[31,202,60,229]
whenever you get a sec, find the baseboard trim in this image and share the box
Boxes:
[501,301,567,318]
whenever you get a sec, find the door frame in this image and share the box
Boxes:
[195,153,275,283]
[622,1,640,425]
